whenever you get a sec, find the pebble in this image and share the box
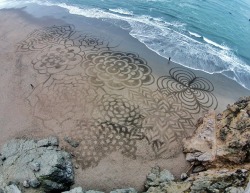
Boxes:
[23,180,30,188]
[29,178,40,188]
[75,164,79,169]
[30,162,40,172]
[64,137,80,148]
[193,165,206,173]
[180,173,188,180]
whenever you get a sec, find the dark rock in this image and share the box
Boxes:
[0,137,74,192]
[180,173,188,180]
[42,180,65,192]
[29,178,40,188]
[192,165,206,173]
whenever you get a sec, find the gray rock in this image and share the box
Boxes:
[22,180,29,188]
[37,136,59,147]
[180,173,188,180]
[225,187,244,193]
[0,137,74,192]
[42,180,65,192]
[110,188,137,193]
[86,191,105,193]
[190,180,212,193]
[192,165,206,173]
[145,166,176,190]
[244,180,250,193]
[29,162,40,172]
[29,178,40,188]
[159,170,175,183]
[145,166,161,188]
[145,182,191,193]
[62,187,84,193]
[4,185,22,193]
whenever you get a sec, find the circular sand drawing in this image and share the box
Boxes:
[18,25,218,169]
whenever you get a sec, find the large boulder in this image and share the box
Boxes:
[0,137,74,192]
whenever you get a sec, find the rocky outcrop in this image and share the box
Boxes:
[0,137,74,193]
[183,110,217,168]
[183,96,250,170]
[144,166,175,189]
[144,166,191,193]
[216,96,250,165]
[178,96,250,192]
[144,167,248,193]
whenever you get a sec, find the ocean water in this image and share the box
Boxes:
[1,0,250,89]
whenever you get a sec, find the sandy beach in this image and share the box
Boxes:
[0,6,249,192]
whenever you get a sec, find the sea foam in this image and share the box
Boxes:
[109,8,133,16]
[1,0,250,90]
[188,31,202,38]
[203,37,230,51]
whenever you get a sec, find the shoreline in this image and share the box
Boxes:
[1,2,250,90]
[11,1,250,91]
[0,5,250,192]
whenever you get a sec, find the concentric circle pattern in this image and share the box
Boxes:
[83,51,154,89]
[158,67,218,114]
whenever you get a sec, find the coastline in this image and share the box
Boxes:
[0,5,250,192]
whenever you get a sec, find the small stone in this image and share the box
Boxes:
[75,164,79,169]
[86,191,105,193]
[29,178,40,188]
[23,180,30,188]
[159,170,175,182]
[62,187,84,193]
[180,173,188,180]
[64,137,80,148]
[193,165,206,173]
[29,162,40,172]
[110,188,137,193]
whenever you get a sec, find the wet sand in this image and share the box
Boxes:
[0,7,249,192]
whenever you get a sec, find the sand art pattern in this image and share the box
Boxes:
[18,25,218,169]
